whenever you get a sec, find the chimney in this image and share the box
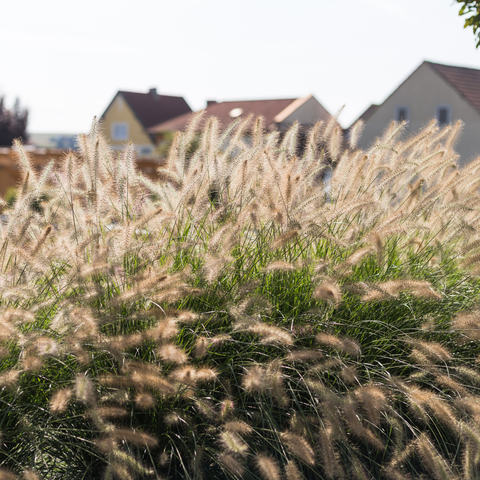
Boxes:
[207,100,217,107]
[149,88,158,98]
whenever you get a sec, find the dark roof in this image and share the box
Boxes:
[425,61,480,115]
[149,98,298,133]
[103,90,192,129]
[356,104,379,124]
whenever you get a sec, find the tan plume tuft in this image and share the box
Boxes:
[218,453,245,477]
[218,431,249,457]
[316,333,361,357]
[255,454,281,480]
[134,391,156,410]
[284,460,303,480]
[263,260,296,273]
[313,282,342,304]
[281,431,315,465]
[50,388,73,413]
[157,344,188,364]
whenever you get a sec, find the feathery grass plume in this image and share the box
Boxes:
[30,224,53,257]
[381,467,413,480]
[219,398,235,419]
[218,453,245,477]
[35,337,58,356]
[284,460,303,480]
[452,311,480,342]
[316,427,339,480]
[349,120,365,149]
[242,365,267,393]
[436,374,468,397]
[219,431,249,457]
[111,428,158,448]
[415,433,454,480]
[343,398,385,451]
[316,333,361,357]
[255,454,281,480]
[13,139,36,186]
[223,421,253,436]
[335,246,374,272]
[157,343,188,364]
[106,463,133,480]
[75,374,95,404]
[350,456,372,480]
[202,254,230,284]
[194,336,209,358]
[454,366,480,387]
[270,229,299,250]
[134,391,156,410]
[263,260,296,273]
[428,397,459,434]
[95,406,128,419]
[0,370,21,388]
[23,470,41,480]
[243,321,294,345]
[194,367,218,383]
[50,388,73,413]
[397,382,433,423]
[461,440,476,480]
[340,365,358,384]
[170,366,198,386]
[0,469,18,480]
[285,349,323,363]
[280,431,315,465]
[267,359,289,406]
[109,450,154,477]
[313,281,342,305]
[21,354,43,372]
[143,317,178,342]
[354,385,387,427]
[369,279,441,300]
[410,340,452,363]
[195,399,217,420]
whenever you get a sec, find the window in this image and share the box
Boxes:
[394,106,410,123]
[138,145,153,156]
[112,122,128,140]
[435,105,451,126]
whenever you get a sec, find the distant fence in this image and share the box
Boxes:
[0,148,165,197]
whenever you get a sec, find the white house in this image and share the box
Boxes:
[356,61,480,167]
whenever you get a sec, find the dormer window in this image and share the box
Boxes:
[112,122,128,141]
[435,105,451,126]
[394,106,410,123]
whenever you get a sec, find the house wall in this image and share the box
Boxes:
[101,94,155,155]
[278,96,331,131]
[0,149,164,197]
[359,63,480,167]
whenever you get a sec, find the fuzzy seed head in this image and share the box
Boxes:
[313,282,342,304]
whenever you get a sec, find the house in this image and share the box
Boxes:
[100,88,192,157]
[355,61,480,167]
[148,95,331,142]
[29,133,78,150]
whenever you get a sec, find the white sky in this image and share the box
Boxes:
[2,0,479,133]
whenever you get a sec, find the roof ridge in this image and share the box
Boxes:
[213,98,298,104]
[425,60,480,72]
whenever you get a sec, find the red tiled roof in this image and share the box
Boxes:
[104,90,192,129]
[425,61,480,115]
[149,98,297,133]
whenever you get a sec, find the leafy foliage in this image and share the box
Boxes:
[457,0,480,47]
[0,97,28,147]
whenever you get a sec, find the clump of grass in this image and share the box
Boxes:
[0,115,480,479]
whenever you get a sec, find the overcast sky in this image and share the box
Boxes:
[2,0,479,133]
